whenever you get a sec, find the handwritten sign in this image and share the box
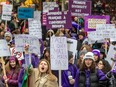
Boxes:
[96,24,116,39]
[69,0,91,16]
[50,37,68,70]
[28,18,42,39]
[18,7,34,19]
[1,4,12,21]
[0,40,10,56]
[84,15,110,31]
[15,35,40,55]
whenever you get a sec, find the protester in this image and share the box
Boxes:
[29,59,58,87]
[74,52,108,87]
[62,51,77,87]
[3,56,21,87]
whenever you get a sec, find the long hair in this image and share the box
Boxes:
[80,59,96,73]
[38,59,57,81]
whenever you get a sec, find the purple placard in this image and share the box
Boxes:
[69,0,91,17]
[46,11,72,29]
[84,15,110,32]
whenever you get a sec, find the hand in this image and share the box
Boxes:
[3,75,7,80]
[5,78,9,83]
[69,79,75,85]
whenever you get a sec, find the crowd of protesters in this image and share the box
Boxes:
[0,0,116,87]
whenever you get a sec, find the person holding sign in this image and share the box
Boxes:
[3,56,21,87]
[74,52,107,87]
[29,59,58,87]
[62,51,77,87]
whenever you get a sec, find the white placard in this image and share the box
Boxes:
[67,38,77,59]
[28,18,42,39]
[15,35,40,55]
[34,11,41,19]
[2,4,12,21]
[96,24,116,39]
[0,40,10,56]
[50,37,68,70]
[106,44,116,66]
[43,2,58,13]
[10,47,24,60]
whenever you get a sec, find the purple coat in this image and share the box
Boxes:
[62,63,77,87]
[74,69,107,87]
[4,69,20,87]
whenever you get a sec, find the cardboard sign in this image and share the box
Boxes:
[50,37,68,70]
[1,4,12,21]
[47,11,71,29]
[28,18,42,39]
[69,0,91,16]
[10,47,24,60]
[18,7,34,19]
[84,15,110,31]
[0,40,10,57]
[15,35,40,55]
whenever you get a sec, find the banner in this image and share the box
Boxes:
[18,7,34,19]
[28,18,42,39]
[1,4,12,21]
[84,15,110,31]
[69,0,91,16]
[47,11,71,29]
[0,40,10,56]
[50,37,68,70]
[15,35,40,55]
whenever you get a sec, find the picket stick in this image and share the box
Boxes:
[59,70,62,87]
[5,20,7,31]
[1,57,8,87]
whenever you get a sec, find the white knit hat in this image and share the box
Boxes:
[83,52,94,61]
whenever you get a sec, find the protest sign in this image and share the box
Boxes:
[106,44,116,66]
[69,0,91,16]
[42,2,59,25]
[15,35,40,55]
[47,11,71,29]
[84,15,110,31]
[34,11,41,19]
[0,40,10,56]
[96,24,116,39]
[1,4,12,21]
[10,47,24,60]
[67,38,77,59]
[18,7,34,19]
[50,36,68,70]
[28,18,42,39]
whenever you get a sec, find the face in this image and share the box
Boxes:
[98,61,104,69]
[79,35,84,40]
[100,53,104,59]
[85,58,93,68]
[45,51,50,57]
[69,57,74,64]
[39,61,48,73]
[10,60,16,68]
[94,54,99,61]
[5,36,11,42]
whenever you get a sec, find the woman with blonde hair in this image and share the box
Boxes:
[30,59,58,87]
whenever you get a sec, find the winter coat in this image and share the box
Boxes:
[5,69,20,87]
[62,63,77,87]
[29,68,58,87]
[74,69,107,87]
